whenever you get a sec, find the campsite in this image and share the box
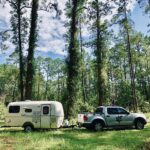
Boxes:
[0,0,150,149]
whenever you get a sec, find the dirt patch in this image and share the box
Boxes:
[0,136,15,150]
[0,136,30,150]
[139,141,150,150]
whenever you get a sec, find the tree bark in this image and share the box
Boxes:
[17,0,24,101]
[25,0,39,100]
[123,0,138,112]
[66,0,80,118]
[79,17,86,103]
[37,68,40,100]
[96,0,104,106]
[57,72,60,101]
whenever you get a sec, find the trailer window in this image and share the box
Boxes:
[43,106,49,115]
[9,106,20,113]
[25,108,32,113]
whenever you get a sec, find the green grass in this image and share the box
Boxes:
[0,124,150,150]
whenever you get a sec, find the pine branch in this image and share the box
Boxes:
[6,0,17,8]
[20,2,61,16]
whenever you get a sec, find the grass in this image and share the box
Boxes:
[0,124,150,150]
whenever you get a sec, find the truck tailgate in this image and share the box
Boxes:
[78,114,84,123]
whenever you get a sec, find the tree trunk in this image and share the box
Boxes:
[17,0,24,101]
[123,0,138,112]
[57,72,60,101]
[12,79,17,102]
[146,52,150,100]
[66,0,80,118]
[37,68,40,100]
[123,58,127,80]
[45,69,49,100]
[79,17,86,103]
[25,0,39,100]
[96,0,104,106]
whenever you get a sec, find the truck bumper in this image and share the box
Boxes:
[78,123,92,129]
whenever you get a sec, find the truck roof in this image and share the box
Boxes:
[97,106,123,108]
[8,100,61,106]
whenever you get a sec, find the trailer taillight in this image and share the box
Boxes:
[83,115,88,121]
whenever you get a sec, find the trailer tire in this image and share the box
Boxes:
[23,123,34,132]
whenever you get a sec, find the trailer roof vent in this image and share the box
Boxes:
[25,100,31,102]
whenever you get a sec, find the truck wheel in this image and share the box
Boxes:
[135,120,144,130]
[24,125,33,132]
[93,121,103,131]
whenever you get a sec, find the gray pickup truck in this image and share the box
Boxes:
[78,106,147,131]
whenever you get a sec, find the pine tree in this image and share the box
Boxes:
[88,0,113,106]
[114,0,138,112]
[65,0,86,118]
[25,0,39,100]
[7,0,29,101]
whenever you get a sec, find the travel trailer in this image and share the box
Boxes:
[5,100,64,132]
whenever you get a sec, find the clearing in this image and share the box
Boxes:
[0,123,150,150]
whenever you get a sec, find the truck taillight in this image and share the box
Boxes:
[83,115,88,121]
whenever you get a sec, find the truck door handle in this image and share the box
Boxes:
[106,115,110,117]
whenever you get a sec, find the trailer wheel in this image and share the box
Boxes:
[24,125,33,132]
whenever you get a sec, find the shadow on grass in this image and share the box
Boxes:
[50,124,150,150]
[0,127,23,133]
[32,125,150,150]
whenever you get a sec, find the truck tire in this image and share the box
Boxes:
[93,121,103,131]
[135,120,144,130]
[24,125,33,132]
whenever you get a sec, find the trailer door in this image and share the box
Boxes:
[41,105,51,128]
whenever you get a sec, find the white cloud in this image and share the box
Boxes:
[0,3,11,29]
[0,0,137,58]
[127,0,137,11]
[37,4,67,55]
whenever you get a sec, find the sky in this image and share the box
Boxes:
[0,0,149,64]
[131,4,149,35]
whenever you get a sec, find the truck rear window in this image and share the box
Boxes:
[107,108,118,114]
[95,107,103,114]
[9,106,20,113]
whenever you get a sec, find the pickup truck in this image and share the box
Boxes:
[78,106,147,131]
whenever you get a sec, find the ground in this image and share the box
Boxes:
[0,123,150,150]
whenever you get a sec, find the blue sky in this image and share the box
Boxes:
[35,51,65,60]
[132,4,149,35]
[0,1,149,64]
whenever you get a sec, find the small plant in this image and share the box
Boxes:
[0,102,5,121]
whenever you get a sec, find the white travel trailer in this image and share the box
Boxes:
[5,100,64,132]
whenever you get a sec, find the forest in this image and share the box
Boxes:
[0,0,150,119]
